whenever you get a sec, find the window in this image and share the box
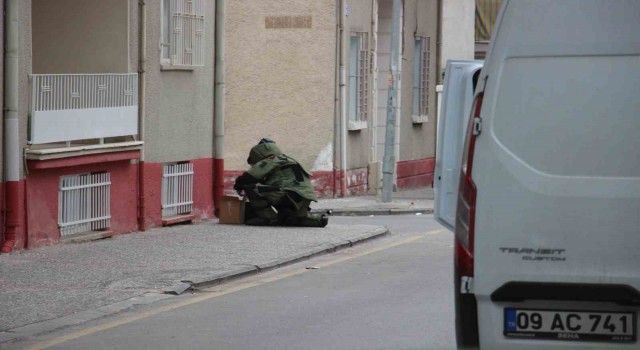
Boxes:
[162,162,194,218]
[413,36,431,123]
[161,0,205,67]
[349,32,369,129]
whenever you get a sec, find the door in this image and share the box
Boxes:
[433,60,483,231]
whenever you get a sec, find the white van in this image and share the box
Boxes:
[435,1,640,349]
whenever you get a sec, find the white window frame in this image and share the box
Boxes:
[413,36,431,123]
[348,32,369,130]
[161,0,205,68]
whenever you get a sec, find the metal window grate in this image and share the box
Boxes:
[58,173,111,237]
[162,163,194,217]
[168,0,205,67]
[420,36,431,116]
[350,32,369,122]
[414,36,431,117]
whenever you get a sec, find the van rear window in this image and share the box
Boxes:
[491,55,640,178]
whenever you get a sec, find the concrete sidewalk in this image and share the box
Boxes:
[312,187,434,216]
[0,188,433,346]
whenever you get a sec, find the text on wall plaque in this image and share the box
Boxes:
[265,16,312,29]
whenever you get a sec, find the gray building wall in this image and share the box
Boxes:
[18,1,33,179]
[129,0,139,76]
[143,0,215,163]
[441,0,475,71]
[32,0,130,74]
[225,0,337,171]
[399,0,438,161]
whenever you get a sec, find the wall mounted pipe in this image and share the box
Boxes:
[213,0,226,216]
[370,0,379,164]
[2,0,20,253]
[137,0,147,231]
[332,0,341,198]
[338,0,348,197]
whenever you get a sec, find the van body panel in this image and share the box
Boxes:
[491,55,640,179]
[465,0,640,348]
[434,60,483,231]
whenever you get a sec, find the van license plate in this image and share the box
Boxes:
[504,308,636,343]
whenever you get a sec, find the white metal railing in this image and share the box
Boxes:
[59,173,111,237]
[162,163,194,217]
[29,73,139,144]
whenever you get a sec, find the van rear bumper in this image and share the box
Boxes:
[455,292,480,349]
[491,282,640,306]
[455,271,480,348]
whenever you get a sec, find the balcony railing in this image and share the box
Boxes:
[29,73,139,145]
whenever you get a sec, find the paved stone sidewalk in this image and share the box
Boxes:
[0,187,433,346]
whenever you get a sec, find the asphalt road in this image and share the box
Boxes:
[18,215,456,350]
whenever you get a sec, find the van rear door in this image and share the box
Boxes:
[434,60,483,231]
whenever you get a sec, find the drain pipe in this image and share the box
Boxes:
[213,0,226,216]
[2,0,19,253]
[137,0,147,231]
[338,0,348,197]
[332,0,340,198]
[436,0,443,85]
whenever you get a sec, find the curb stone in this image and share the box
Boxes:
[312,208,432,216]
[174,226,390,291]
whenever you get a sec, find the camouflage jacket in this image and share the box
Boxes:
[247,154,317,201]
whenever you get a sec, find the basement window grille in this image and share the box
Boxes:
[161,0,206,67]
[349,32,369,123]
[58,173,111,237]
[162,162,194,217]
[413,36,432,120]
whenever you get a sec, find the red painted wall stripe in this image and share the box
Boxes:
[26,161,138,249]
[396,158,435,190]
[0,183,4,245]
[1,180,26,252]
[140,158,215,229]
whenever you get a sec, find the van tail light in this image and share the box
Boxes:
[455,92,483,278]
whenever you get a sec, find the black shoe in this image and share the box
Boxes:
[245,217,277,226]
[296,214,328,228]
[319,215,328,227]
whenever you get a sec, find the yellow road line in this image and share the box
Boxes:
[426,229,445,235]
[27,234,428,350]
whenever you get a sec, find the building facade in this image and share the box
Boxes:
[1,0,217,251]
[224,0,441,197]
[1,0,476,252]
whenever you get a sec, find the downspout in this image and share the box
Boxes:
[434,0,443,186]
[332,0,340,198]
[213,0,225,216]
[436,0,443,85]
[370,0,378,163]
[338,0,348,197]
[2,0,20,253]
[137,0,147,231]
